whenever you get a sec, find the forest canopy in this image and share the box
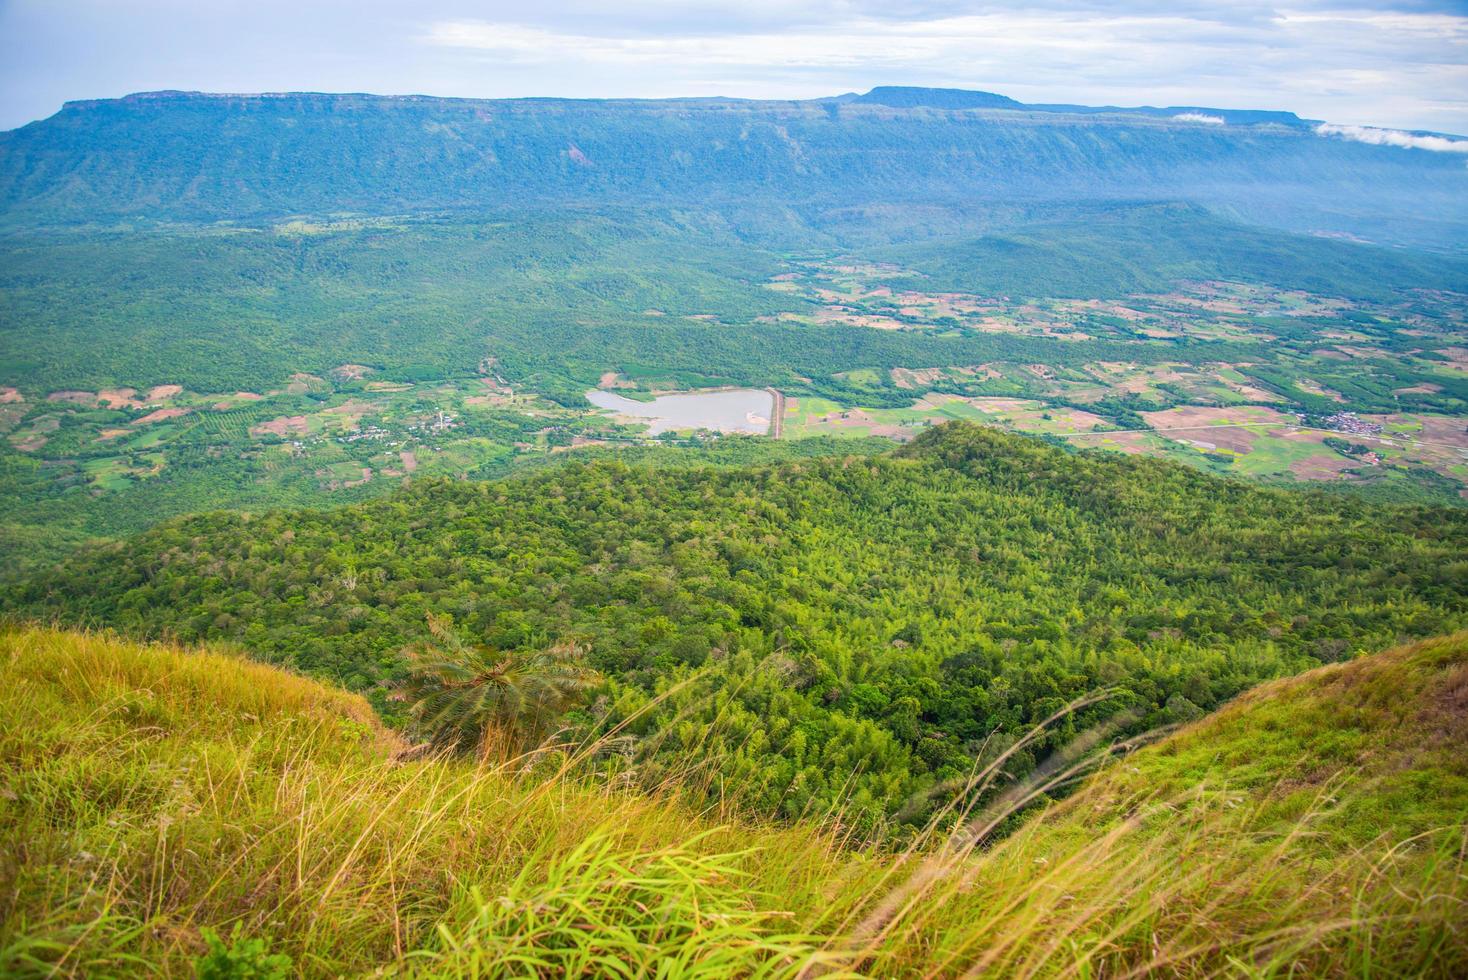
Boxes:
[8,423,1466,832]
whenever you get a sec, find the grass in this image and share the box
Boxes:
[786,396,1113,442]
[1229,434,1339,477]
[1,625,1465,977]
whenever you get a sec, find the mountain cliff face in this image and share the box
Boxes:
[1,89,1463,246]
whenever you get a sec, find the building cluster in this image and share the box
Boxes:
[340,424,390,443]
[407,410,459,434]
[1318,412,1383,436]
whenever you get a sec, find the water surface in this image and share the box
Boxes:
[585,388,773,435]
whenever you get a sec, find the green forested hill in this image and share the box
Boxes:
[882,202,1468,302]
[5,204,1462,398]
[8,423,1466,830]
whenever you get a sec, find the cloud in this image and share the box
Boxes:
[413,7,1468,134]
[421,14,1238,71]
[1172,112,1225,125]
[1316,123,1468,153]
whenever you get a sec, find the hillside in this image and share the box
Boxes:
[2,624,1463,976]
[881,202,1468,302]
[8,423,1467,831]
[9,204,1464,400]
[2,90,1465,246]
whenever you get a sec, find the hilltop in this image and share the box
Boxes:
[849,85,1312,127]
[2,624,1463,975]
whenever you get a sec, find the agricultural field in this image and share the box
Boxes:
[766,261,1465,349]
[784,393,1109,441]
[0,366,709,565]
[4,373,532,493]
[785,388,1468,499]
[773,260,1468,499]
[0,369,781,501]
[3,209,1466,567]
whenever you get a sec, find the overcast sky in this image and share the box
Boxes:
[1,0,1464,134]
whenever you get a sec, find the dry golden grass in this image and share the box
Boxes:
[2,626,1464,977]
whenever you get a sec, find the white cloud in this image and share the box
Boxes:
[1274,9,1467,35]
[414,10,1468,134]
[1172,112,1225,125]
[422,14,1233,71]
[1316,123,1468,153]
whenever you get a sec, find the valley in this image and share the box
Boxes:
[4,215,1464,568]
[1,80,1466,976]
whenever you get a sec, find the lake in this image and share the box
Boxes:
[585,388,774,435]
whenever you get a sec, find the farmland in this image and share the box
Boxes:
[772,260,1468,499]
[2,205,1466,565]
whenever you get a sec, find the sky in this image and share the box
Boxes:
[1,0,1465,134]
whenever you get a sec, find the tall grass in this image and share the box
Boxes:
[1,626,1464,977]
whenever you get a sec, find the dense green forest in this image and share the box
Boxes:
[5,204,1463,397]
[0,211,1158,396]
[9,423,1466,831]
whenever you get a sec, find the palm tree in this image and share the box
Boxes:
[394,613,598,760]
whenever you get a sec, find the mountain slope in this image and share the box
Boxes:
[2,90,1464,246]
[8,423,1467,829]
[2,625,1463,976]
[905,629,1468,975]
[882,202,1468,301]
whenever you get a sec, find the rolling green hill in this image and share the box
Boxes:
[11,202,1462,398]
[882,202,1468,302]
[8,423,1466,831]
[2,624,1463,976]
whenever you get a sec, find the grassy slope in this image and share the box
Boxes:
[9,422,1466,835]
[2,625,1465,977]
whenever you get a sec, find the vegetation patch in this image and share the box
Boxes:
[8,423,1466,831]
[2,625,1464,977]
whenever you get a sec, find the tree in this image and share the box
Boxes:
[394,613,597,760]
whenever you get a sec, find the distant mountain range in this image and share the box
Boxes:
[1,87,1463,248]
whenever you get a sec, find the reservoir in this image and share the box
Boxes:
[585,388,774,435]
